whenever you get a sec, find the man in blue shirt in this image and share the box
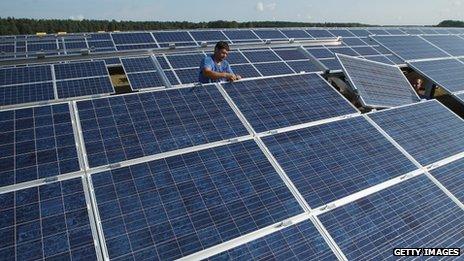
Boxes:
[199,41,241,83]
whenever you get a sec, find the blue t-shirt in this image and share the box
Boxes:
[198,55,233,83]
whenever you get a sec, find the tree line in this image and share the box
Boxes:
[0,17,370,35]
[437,20,464,27]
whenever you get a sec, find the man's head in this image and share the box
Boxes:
[213,41,230,62]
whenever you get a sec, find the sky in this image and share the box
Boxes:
[1,0,464,25]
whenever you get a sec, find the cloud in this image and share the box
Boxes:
[255,2,276,12]
[70,14,84,21]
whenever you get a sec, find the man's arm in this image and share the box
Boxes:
[202,68,239,81]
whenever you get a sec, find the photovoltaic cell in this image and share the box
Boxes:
[421,35,464,56]
[223,74,358,132]
[126,72,164,89]
[320,58,342,71]
[348,29,370,37]
[210,221,336,260]
[253,30,287,40]
[286,60,320,73]
[175,68,199,84]
[223,30,260,41]
[77,85,248,167]
[327,29,355,37]
[430,158,464,203]
[223,51,249,65]
[306,48,334,59]
[342,37,368,46]
[408,58,464,93]
[328,47,359,57]
[166,53,205,69]
[0,65,52,86]
[0,103,80,187]
[111,33,155,45]
[305,29,334,38]
[280,29,312,39]
[54,61,108,80]
[0,82,55,106]
[262,116,417,208]
[241,50,281,63]
[121,57,157,73]
[319,175,464,260]
[368,100,464,166]
[230,64,261,78]
[189,30,228,42]
[153,31,195,43]
[351,46,380,56]
[254,62,294,76]
[273,49,307,61]
[0,178,98,260]
[56,77,114,99]
[91,140,302,260]
[337,54,420,108]
[372,35,449,61]
[362,55,395,65]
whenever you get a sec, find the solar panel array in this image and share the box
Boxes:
[409,58,464,94]
[2,26,464,261]
[337,54,421,108]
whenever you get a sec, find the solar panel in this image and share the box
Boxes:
[223,74,358,132]
[89,33,112,41]
[166,53,205,69]
[0,177,98,260]
[368,100,464,166]
[371,35,450,61]
[230,64,261,78]
[0,65,52,86]
[328,47,359,56]
[152,31,195,43]
[351,46,380,56]
[223,51,249,65]
[91,140,303,260]
[241,50,281,63]
[27,43,58,52]
[126,72,164,89]
[254,62,294,76]
[342,37,368,46]
[383,28,405,35]
[306,47,334,59]
[0,103,80,187]
[421,35,464,56]
[319,175,464,260]
[286,60,320,73]
[189,30,228,42]
[253,29,287,40]
[362,55,395,65]
[262,116,417,208]
[56,77,114,99]
[337,54,420,108]
[401,28,425,34]
[367,28,390,35]
[273,48,307,61]
[0,82,55,106]
[280,29,313,39]
[408,58,464,93]
[348,29,370,37]
[175,68,199,84]
[163,70,180,85]
[111,33,155,45]
[121,56,157,73]
[54,61,108,80]
[223,30,260,41]
[64,41,87,50]
[430,158,464,203]
[210,221,336,260]
[327,29,355,37]
[76,86,248,167]
[305,29,334,38]
[87,40,115,49]
[320,58,342,71]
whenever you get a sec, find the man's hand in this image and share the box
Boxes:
[225,73,241,82]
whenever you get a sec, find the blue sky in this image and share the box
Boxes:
[1,0,464,25]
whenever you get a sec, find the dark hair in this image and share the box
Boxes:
[214,41,230,51]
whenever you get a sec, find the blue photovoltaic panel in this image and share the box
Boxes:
[241,50,281,63]
[127,72,164,89]
[383,28,405,35]
[77,86,248,167]
[320,175,464,260]
[280,29,313,39]
[372,35,449,61]
[0,65,52,86]
[305,29,334,38]
[363,55,395,65]
[0,178,98,260]
[64,41,87,49]
[0,82,55,106]
[348,29,370,37]
[54,61,108,80]
[101,57,121,65]
[262,116,417,208]
[175,68,199,84]
[286,60,320,73]
[152,31,195,43]
[320,58,342,71]
[156,56,170,70]
[0,103,80,187]
[253,29,287,40]
[230,64,261,78]
[337,54,420,108]
[91,140,302,260]
[421,35,464,56]
[56,76,114,99]
[223,51,249,65]
[327,29,355,37]
[163,70,180,85]
[273,49,307,61]
[88,41,115,49]
[368,100,464,166]
[306,47,334,59]
[367,28,390,35]
[223,30,260,41]
[351,46,380,56]
[116,44,158,51]
[189,30,228,42]
[328,47,359,56]
[27,43,58,52]
[430,158,464,203]
[342,37,368,46]
[166,53,205,69]
[401,28,425,34]
[111,33,155,45]
[409,58,464,93]
[121,56,157,73]
[421,28,440,34]
[254,62,294,76]
[210,221,336,260]
[223,74,358,132]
